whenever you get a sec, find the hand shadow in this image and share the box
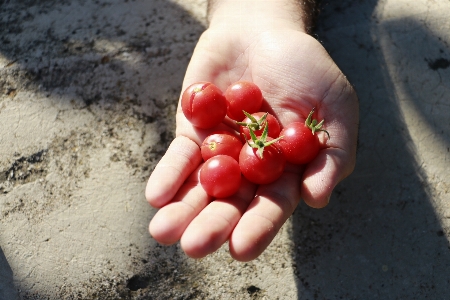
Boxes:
[0,247,19,300]
[292,1,450,299]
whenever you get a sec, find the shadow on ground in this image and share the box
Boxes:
[2,0,449,299]
[292,1,450,299]
[0,0,209,298]
[0,247,19,299]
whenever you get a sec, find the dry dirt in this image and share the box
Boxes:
[0,0,449,299]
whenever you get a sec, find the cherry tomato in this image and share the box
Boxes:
[181,82,227,129]
[278,122,321,165]
[201,131,243,162]
[239,112,281,141]
[200,155,241,198]
[225,81,263,121]
[239,139,285,185]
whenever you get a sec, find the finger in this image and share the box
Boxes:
[229,171,302,262]
[145,136,202,208]
[180,177,257,259]
[301,85,358,208]
[149,167,212,245]
[301,147,355,208]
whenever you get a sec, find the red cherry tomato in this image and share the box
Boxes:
[200,155,241,198]
[239,112,281,141]
[181,82,227,129]
[278,122,321,165]
[225,81,263,121]
[239,139,285,185]
[201,131,243,162]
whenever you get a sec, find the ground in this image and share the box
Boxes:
[0,0,449,299]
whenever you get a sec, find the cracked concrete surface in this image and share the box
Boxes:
[0,0,449,299]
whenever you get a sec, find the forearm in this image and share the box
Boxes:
[301,0,321,31]
[207,0,320,33]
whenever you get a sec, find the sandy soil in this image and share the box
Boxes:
[0,0,449,299]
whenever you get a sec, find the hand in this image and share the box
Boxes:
[145,0,358,261]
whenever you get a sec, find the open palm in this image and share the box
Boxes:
[146,26,358,261]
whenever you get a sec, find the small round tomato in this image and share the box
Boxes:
[181,82,227,129]
[239,112,281,141]
[225,81,263,121]
[278,122,320,165]
[200,155,241,198]
[201,131,243,162]
[239,139,285,185]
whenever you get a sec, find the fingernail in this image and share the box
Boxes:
[326,194,331,204]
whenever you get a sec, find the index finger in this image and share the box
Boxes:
[145,136,202,208]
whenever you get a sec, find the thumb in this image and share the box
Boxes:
[300,147,355,208]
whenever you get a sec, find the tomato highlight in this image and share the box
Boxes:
[225,81,263,121]
[201,131,243,162]
[200,155,241,198]
[181,82,227,129]
[278,108,329,165]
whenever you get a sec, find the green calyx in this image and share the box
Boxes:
[305,108,330,139]
[245,121,283,159]
[236,111,268,132]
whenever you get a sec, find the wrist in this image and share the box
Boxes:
[208,0,313,33]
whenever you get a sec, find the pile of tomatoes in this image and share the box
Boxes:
[181,81,329,198]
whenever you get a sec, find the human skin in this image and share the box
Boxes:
[145,0,359,261]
